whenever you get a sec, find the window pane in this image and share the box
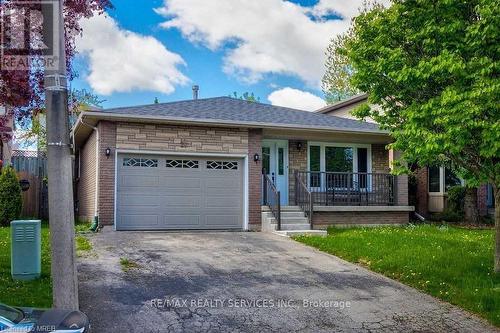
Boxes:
[262,147,270,174]
[309,146,321,187]
[445,168,461,192]
[278,148,284,175]
[428,166,440,192]
[357,148,368,188]
[357,148,368,173]
[325,147,353,172]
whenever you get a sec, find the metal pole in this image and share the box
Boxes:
[42,0,79,310]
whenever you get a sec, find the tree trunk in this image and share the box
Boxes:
[464,187,479,225]
[494,185,500,273]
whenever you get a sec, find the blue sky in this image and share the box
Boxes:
[72,0,367,111]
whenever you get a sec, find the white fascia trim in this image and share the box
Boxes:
[113,149,250,231]
[77,111,388,135]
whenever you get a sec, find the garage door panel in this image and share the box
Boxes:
[205,196,241,208]
[162,195,201,207]
[164,215,201,227]
[120,175,159,187]
[205,177,240,189]
[116,154,244,230]
[161,177,201,189]
[120,215,159,227]
[119,195,161,206]
[205,215,240,227]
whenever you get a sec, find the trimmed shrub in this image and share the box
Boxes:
[446,185,466,214]
[0,166,22,226]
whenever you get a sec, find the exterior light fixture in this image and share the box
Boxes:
[296,141,303,150]
[253,153,260,162]
[105,147,111,158]
[19,179,30,192]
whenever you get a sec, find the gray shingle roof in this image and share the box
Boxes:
[98,97,382,133]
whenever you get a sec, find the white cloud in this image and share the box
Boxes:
[155,0,387,87]
[76,14,189,95]
[268,87,326,111]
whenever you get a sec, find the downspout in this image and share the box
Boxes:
[78,119,100,220]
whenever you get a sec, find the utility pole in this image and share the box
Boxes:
[42,0,79,309]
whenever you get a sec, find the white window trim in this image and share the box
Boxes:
[428,166,465,195]
[306,142,373,192]
[307,142,372,174]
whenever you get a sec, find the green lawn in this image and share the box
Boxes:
[0,224,52,308]
[294,224,500,326]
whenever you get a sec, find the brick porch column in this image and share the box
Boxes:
[248,129,262,230]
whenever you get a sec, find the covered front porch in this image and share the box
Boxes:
[259,131,412,231]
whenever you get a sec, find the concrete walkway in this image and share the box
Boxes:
[78,229,498,333]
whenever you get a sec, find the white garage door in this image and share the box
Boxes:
[116,154,244,230]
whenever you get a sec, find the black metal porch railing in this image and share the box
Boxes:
[296,171,395,206]
[294,171,313,229]
[263,171,281,230]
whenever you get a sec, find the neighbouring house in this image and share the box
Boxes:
[317,94,496,218]
[71,93,414,232]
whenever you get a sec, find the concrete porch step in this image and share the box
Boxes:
[271,217,309,225]
[261,206,302,212]
[280,223,311,231]
[263,211,306,218]
[273,230,327,237]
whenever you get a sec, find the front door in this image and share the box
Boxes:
[262,140,288,205]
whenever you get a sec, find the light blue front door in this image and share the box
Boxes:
[262,140,289,205]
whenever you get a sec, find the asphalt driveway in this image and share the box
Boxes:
[78,229,498,333]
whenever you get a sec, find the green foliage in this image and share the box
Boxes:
[0,167,22,226]
[154,97,159,104]
[294,225,500,326]
[322,34,360,103]
[447,185,466,214]
[120,257,141,272]
[0,224,52,307]
[429,211,463,223]
[336,0,500,189]
[230,92,260,102]
[19,88,104,151]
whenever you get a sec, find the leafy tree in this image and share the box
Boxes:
[230,92,260,103]
[334,0,500,271]
[322,34,359,103]
[0,166,22,226]
[154,97,159,104]
[0,0,112,139]
[18,89,104,151]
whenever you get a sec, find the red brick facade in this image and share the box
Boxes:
[248,129,263,230]
[477,184,488,217]
[313,211,409,227]
[415,167,429,217]
[372,144,390,173]
[288,140,307,205]
[77,120,413,229]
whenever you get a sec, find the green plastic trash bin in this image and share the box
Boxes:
[11,220,41,280]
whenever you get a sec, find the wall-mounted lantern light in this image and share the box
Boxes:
[253,153,260,162]
[105,147,111,158]
[296,141,303,150]
[19,179,30,192]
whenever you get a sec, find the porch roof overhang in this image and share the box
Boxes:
[72,111,392,148]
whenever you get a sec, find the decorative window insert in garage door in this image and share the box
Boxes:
[116,154,244,231]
